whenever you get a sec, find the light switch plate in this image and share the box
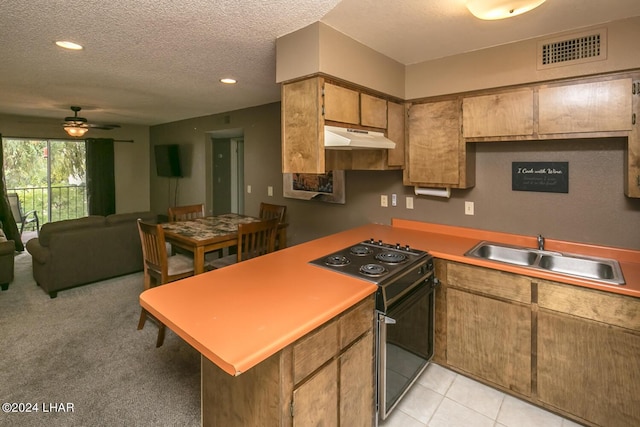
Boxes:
[247,185,252,194]
[465,201,474,215]
[268,186,273,197]
[406,196,414,209]
[381,195,388,207]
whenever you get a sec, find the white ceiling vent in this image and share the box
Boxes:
[537,28,607,69]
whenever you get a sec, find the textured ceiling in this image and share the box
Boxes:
[1,0,639,128]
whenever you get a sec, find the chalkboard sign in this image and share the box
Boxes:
[512,162,568,193]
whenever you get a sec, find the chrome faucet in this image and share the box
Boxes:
[537,234,545,251]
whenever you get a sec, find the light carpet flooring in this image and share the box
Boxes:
[380,363,584,427]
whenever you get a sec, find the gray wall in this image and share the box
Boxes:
[149,103,640,251]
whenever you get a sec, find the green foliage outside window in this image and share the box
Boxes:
[2,138,87,223]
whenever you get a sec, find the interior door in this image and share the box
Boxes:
[212,137,244,215]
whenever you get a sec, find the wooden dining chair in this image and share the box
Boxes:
[206,218,279,269]
[259,202,286,250]
[168,204,205,221]
[259,202,286,223]
[137,219,194,347]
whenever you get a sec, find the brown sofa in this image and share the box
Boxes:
[0,228,15,291]
[26,211,156,298]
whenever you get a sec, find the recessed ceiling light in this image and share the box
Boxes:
[55,41,83,50]
[220,78,237,84]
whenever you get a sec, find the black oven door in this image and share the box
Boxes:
[377,280,435,420]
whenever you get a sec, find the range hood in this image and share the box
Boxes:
[324,125,396,150]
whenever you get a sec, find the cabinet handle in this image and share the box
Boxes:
[634,113,637,125]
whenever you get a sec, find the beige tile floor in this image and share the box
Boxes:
[380,363,583,427]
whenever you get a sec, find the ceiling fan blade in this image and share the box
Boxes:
[87,123,121,130]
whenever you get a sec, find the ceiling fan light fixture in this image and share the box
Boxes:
[466,0,546,20]
[64,126,88,137]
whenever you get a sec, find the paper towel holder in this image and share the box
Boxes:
[414,186,451,198]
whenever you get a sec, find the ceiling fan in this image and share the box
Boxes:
[63,106,120,137]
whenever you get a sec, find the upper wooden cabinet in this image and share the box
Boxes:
[324,83,360,125]
[538,78,632,134]
[627,78,640,198]
[282,76,402,174]
[282,77,324,174]
[360,93,387,128]
[386,101,405,167]
[463,89,534,138]
[404,99,475,188]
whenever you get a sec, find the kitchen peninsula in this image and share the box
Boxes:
[141,220,640,426]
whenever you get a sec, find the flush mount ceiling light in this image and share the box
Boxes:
[55,40,83,50]
[466,0,546,20]
[220,78,237,84]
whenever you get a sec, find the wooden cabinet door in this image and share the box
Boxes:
[539,78,633,134]
[463,89,534,137]
[446,288,531,396]
[339,331,374,427]
[406,99,463,186]
[387,100,405,167]
[292,359,338,426]
[627,78,640,198]
[282,78,324,173]
[361,93,387,128]
[324,83,360,125]
[537,310,640,426]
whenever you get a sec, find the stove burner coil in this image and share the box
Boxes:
[350,245,373,256]
[325,255,350,267]
[359,263,387,277]
[375,251,407,264]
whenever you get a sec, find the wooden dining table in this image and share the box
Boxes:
[161,213,286,274]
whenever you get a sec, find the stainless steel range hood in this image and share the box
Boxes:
[324,125,396,150]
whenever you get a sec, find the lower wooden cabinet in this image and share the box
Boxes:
[202,296,375,427]
[536,280,640,427]
[537,310,640,426]
[445,263,531,396]
[447,289,531,396]
[437,260,640,427]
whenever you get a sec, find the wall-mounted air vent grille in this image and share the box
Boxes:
[538,28,607,69]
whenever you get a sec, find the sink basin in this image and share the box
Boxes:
[465,241,625,285]
[538,254,625,284]
[466,243,538,266]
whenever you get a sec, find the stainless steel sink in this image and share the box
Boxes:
[465,241,625,285]
[466,243,538,266]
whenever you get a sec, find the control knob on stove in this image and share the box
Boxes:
[395,243,401,249]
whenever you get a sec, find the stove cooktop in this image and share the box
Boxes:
[309,239,430,285]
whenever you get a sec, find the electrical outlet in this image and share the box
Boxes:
[267,186,273,197]
[465,201,475,215]
[406,196,414,209]
[391,194,397,207]
[247,185,252,194]
[380,195,388,207]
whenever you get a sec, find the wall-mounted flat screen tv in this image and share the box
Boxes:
[155,144,182,177]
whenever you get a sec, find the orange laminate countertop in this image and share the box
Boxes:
[391,219,640,298]
[141,220,640,377]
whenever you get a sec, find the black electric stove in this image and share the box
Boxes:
[309,239,434,311]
